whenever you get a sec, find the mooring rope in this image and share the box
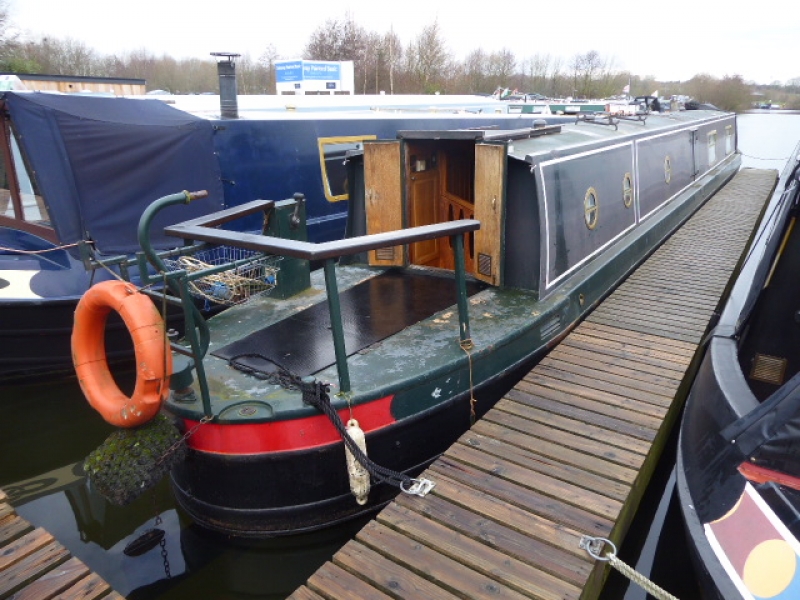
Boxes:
[739,150,792,162]
[460,338,477,424]
[297,376,434,497]
[580,535,679,600]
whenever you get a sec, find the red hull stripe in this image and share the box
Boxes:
[184,395,395,454]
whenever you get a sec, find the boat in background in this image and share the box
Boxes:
[677,142,800,598]
[73,107,740,537]
[506,94,669,116]
[0,90,571,383]
[146,91,513,116]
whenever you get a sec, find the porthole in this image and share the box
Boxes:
[584,188,599,230]
[664,156,672,184]
[623,173,633,208]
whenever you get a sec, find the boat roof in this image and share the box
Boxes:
[137,92,512,119]
[395,110,730,161]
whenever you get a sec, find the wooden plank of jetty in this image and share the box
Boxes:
[289,167,778,600]
[0,490,124,600]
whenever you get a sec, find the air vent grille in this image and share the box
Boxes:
[375,247,395,262]
[750,354,787,385]
[478,253,492,277]
[540,315,562,339]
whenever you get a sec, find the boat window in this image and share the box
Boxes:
[708,130,717,165]
[623,173,633,208]
[318,135,377,202]
[0,125,50,225]
[725,125,733,155]
[664,156,672,184]
[584,188,599,229]
[0,124,13,219]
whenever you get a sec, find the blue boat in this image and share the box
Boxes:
[0,90,570,382]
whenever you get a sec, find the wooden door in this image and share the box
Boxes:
[473,143,506,286]
[408,167,440,266]
[364,141,404,267]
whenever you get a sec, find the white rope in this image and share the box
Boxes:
[580,535,679,600]
[345,418,370,505]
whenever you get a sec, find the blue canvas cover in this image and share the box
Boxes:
[3,92,224,253]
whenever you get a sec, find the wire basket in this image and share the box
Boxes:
[163,246,281,306]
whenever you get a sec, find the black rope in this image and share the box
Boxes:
[298,378,413,490]
[227,355,417,490]
[229,354,302,389]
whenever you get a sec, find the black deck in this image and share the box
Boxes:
[213,269,485,378]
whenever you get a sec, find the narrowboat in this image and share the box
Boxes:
[75,108,740,537]
[0,90,570,382]
[677,142,800,598]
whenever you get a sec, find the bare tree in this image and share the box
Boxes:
[304,13,369,92]
[487,49,516,90]
[406,19,451,93]
[15,36,99,76]
[567,50,605,98]
[520,53,553,96]
[360,31,383,94]
[237,53,269,95]
[118,48,159,87]
[462,49,488,94]
[383,29,403,94]
[696,74,752,111]
[548,56,564,97]
[258,44,280,94]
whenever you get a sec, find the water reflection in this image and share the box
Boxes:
[1,375,368,599]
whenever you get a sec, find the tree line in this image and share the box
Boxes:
[1,4,797,112]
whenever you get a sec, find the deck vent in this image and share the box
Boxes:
[478,253,493,277]
[374,247,395,262]
[750,354,787,385]
[539,315,562,339]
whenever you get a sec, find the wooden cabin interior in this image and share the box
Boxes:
[363,134,505,286]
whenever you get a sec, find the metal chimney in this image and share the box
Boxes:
[211,52,240,119]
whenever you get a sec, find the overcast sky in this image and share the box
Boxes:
[8,0,798,86]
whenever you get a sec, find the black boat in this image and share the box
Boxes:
[677,143,800,598]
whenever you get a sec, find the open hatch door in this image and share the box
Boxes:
[473,143,506,286]
[362,132,508,286]
[364,140,404,267]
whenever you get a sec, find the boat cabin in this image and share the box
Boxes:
[350,110,736,297]
[357,127,560,287]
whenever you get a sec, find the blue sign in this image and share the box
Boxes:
[276,61,341,83]
[303,62,340,81]
[276,61,303,83]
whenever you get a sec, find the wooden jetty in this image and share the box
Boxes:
[0,490,123,600]
[288,167,778,600]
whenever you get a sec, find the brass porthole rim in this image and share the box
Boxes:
[584,187,599,230]
[623,173,633,208]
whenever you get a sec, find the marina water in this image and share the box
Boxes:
[2,110,800,599]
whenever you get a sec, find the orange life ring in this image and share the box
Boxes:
[72,280,172,428]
